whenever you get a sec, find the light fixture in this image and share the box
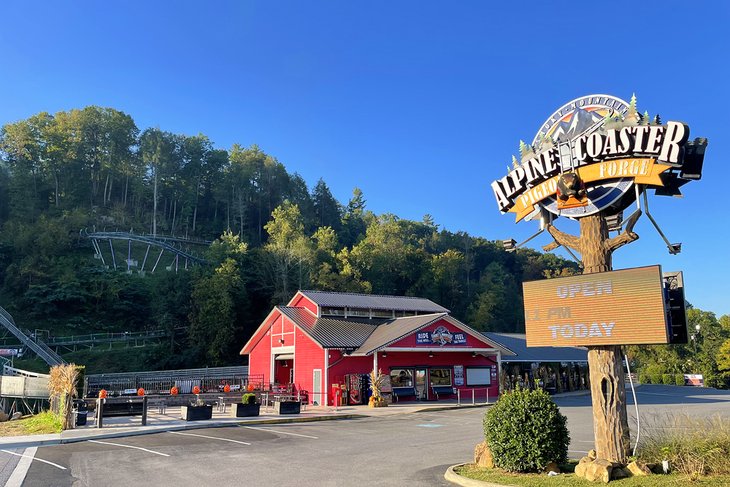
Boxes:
[278,338,285,344]
[502,228,545,253]
[428,352,434,358]
[381,352,387,358]
[501,239,517,251]
[471,352,477,358]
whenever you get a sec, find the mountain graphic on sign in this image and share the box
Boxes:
[550,108,604,142]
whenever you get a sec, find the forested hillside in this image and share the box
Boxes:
[0,106,580,372]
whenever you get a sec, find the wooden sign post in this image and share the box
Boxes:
[546,212,638,462]
[491,94,708,474]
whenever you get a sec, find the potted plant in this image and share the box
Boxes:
[181,385,213,421]
[231,393,261,417]
[274,394,301,415]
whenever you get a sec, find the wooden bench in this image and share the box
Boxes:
[431,385,456,400]
[392,386,418,402]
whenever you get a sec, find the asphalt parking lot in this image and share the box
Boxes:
[5,385,730,487]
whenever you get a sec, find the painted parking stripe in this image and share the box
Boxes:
[242,426,318,439]
[87,439,170,457]
[1,448,67,471]
[167,431,251,445]
[569,450,589,454]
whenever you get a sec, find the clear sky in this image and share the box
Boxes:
[1,1,729,316]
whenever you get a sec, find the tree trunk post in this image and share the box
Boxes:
[548,213,634,464]
[580,214,631,463]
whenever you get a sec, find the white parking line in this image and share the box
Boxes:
[242,426,318,439]
[569,450,589,454]
[1,448,67,472]
[87,439,170,457]
[167,431,251,445]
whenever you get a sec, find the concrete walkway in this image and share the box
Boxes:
[0,388,595,450]
[0,400,491,450]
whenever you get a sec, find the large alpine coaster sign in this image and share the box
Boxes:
[523,265,668,347]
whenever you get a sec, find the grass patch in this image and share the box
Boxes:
[637,413,730,478]
[0,411,62,437]
[455,464,730,486]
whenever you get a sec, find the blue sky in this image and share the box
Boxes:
[1,1,729,316]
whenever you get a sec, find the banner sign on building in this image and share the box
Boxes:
[523,265,668,346]
[416,326,467,346]
[0,348,19,357]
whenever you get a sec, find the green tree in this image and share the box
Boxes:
[261,202,313,303]
[312,178,342,233]
[188,231,248,365]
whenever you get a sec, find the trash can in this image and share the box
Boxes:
[74,400,88,426]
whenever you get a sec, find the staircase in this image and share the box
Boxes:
[0,306,65,366]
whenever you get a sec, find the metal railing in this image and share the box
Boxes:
[0,305,65,366]
[456,388,490,406]
[46,329,172,347]
[85,366,259,397]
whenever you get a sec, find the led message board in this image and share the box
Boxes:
[523,265,668,347]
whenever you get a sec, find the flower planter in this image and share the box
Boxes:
[181,405,213,421]
[232,402,261,417]
[274,400,300,415]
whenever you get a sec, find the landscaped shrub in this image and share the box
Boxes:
[675,374,686,386]
[662,374,674,385]
[650,373,663,385]
[483,388,570,472]
[242,393,257,405]
[638,372,650,384]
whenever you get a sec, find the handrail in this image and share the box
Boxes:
[46,328,174,346]
[0,305,65,366]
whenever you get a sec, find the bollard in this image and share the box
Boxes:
[141,396,148,426]
[97,397,104,428]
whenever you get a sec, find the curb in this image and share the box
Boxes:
[414,403,492,414]
[0,414,364,450]
[444,464,511,487]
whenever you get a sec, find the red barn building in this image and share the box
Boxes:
[240,291,514,406]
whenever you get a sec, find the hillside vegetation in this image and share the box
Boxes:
[0,105,595,372]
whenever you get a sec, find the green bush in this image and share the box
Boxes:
[650,373,663,385]
[242,393,257,405]
[675,374,686,386]
[638,372,650,384]
[662,374,674,385]
[483,388,569,472]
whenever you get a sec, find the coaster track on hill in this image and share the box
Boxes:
[82,230,211,274]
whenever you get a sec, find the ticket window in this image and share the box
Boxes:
[390,368,414,387]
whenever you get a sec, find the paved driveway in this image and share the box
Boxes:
[6,385,730,486]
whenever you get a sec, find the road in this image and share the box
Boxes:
[5,385,730,487]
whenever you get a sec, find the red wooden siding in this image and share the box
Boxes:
[288,292,319,315]
[248,313,275,386]
[272,314,296,348]
[293,327,325,400]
